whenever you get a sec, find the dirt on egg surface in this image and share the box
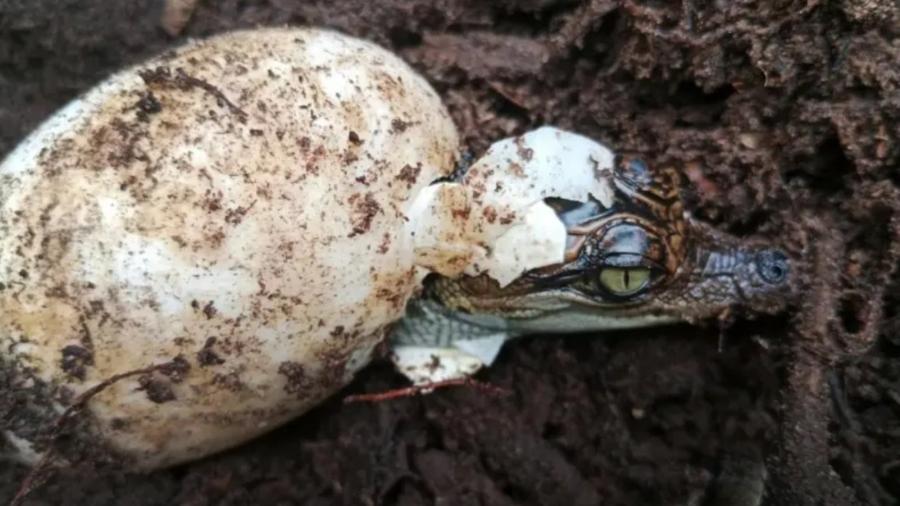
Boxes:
[0,0,898,505]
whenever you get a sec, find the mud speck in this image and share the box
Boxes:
[196,337,225,367]
[137,374,176,404]
[60,345,94,381]
[277,361,310,397]
[201,301,217,319]
[135,91,162,121]
[395,162,421,188]
[347,192,382,237]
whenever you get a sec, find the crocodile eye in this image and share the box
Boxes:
[598,267,651,296]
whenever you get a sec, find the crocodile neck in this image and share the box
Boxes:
[392,297,679,348]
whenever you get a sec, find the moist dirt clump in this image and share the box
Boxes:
[1,1,899,505]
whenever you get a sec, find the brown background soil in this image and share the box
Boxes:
[0,1,898,505]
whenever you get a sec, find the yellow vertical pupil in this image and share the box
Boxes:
[599,267,651,295]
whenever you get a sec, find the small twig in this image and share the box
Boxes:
[716,306,735,353]
[173,69,248,121]
[827,370,863,433]
[344,377,511,403]
[548,0,618,53]
[138,67,248,122]
[486,81,530,110]
[10,359,188,506]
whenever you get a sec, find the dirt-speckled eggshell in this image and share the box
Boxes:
[410,127,614,285]
[0,27,458,469]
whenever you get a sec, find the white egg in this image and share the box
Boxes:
[0,27,459,469]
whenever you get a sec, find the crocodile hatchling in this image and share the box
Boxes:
[391,127,791,384]
[0,27,791,472]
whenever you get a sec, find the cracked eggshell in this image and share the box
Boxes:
[412,127,615,286]
[0,27,458,469]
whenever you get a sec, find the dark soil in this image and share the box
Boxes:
[1,1,898,505]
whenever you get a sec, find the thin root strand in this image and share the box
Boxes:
[344,377,511,403]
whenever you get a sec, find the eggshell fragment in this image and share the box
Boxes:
[411,127,616,286]
[0,27,458,469]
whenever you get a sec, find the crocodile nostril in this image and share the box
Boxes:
[756,249,789,284]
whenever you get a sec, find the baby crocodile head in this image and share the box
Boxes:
[423,155,792,333]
